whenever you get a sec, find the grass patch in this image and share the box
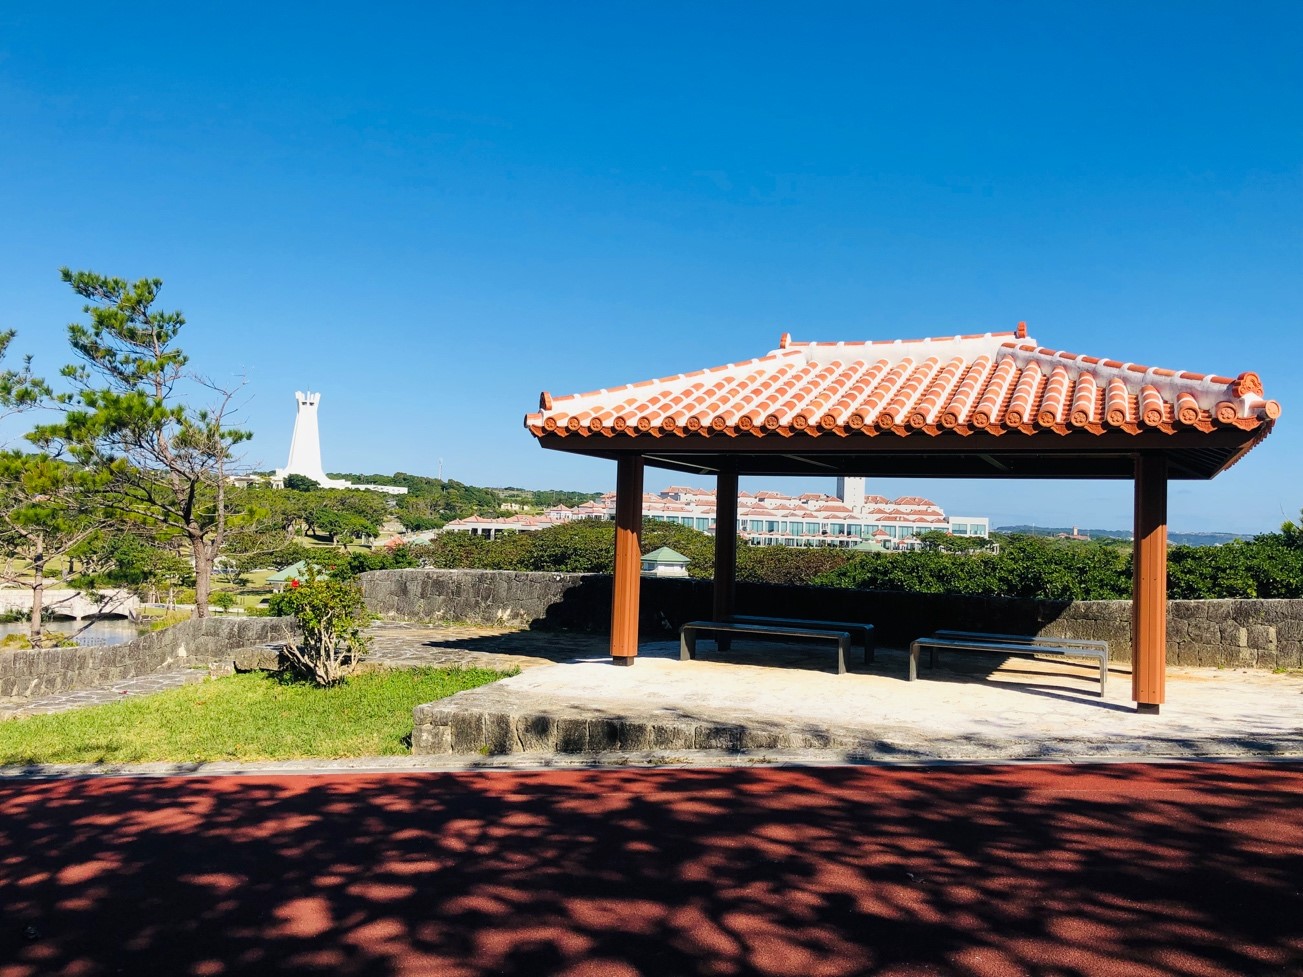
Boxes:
[0,666,512,764]
[139,608,192,630]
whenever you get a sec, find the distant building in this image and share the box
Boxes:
[440,513,554,539]
[266,560,329,592]
[640,547,691,577]
[436,476,988,549]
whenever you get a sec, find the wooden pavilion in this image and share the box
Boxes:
[525,324,1280,712]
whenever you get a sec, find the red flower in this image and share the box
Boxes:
[290,579,300,589]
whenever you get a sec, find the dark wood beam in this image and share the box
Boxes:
[713,468,739,623]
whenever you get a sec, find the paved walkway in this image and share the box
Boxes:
[0,667,210,718]
[1,762,1300,976]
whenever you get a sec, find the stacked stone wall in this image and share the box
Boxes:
[0,617,298,701]
[360,569,1302,670]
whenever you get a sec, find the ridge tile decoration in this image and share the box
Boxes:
[526,328,1279,443]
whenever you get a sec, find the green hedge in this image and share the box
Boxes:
[393,519,1303,601]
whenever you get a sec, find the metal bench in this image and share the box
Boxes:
[932,629,1109,656]
[729,615,875,663]
[909,633,1109,694]
[681,621,853,674]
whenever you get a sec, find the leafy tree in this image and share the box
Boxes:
[213,556,244,586]
[503,487,602,508]
[1281,511,1303,549]
[67,528,192,594]
[30,269,251,618]
[283,473,320,492]
[917,529,995,553]
[309,502,381,545]
[1244,533,1303,597]
[0,330,50,439]
[328,545,421,580]
[374,475,505,529]
[219,486,311,568]
[325,489,388,528]
[210,590,237,612]
[0,451,115,646]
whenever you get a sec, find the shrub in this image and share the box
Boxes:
[815,537,1131,600]
[267,571,375,686]
[737,545,851,585]
[520,520,615,573]
[641,522,716,578]
[329,546,421,580]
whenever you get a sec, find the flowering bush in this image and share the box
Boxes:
[267,569,374,685]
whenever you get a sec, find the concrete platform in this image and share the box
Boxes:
[407,626,1303,762]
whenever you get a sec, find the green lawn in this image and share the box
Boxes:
[0,666,512,764]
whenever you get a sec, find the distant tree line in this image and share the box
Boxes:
[326,473,598,532]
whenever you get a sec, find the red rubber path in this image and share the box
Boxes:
[0,761,1300,976]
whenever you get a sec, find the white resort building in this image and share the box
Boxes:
[441,477,988,549]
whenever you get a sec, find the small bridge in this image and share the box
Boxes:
[0,589,140,621]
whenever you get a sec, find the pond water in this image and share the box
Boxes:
[0,619,141,646]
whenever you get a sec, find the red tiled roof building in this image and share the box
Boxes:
[526,324,1280,713]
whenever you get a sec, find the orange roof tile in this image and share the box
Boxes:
[526,329,1280,470]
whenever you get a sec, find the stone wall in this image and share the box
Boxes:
[0,617,298,701]
[361,569,608,629]
[361,569,1303,670]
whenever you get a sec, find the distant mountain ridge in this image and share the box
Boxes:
[997,526,1255,546]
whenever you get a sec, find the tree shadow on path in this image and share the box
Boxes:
[0,761,1300,976]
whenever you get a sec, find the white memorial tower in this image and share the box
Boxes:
[274,391,407,494]
[279,391,340,486]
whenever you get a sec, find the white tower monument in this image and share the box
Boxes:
[274,391,407,494]
[280,391,340,486]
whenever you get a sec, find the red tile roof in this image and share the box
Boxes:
[527,329,1279,442]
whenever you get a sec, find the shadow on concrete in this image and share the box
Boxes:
[0,762,1298,976]
[412,629,613,665]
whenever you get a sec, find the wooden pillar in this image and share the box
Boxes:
[1132,453,1168,713]
[610,455,644,665]
[713,468,739,621]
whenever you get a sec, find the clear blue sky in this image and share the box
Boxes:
[1,2,1299,533]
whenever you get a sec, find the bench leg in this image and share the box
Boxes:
[680,630,696,661]
[837,636,848,675]
[908,641,919,681]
